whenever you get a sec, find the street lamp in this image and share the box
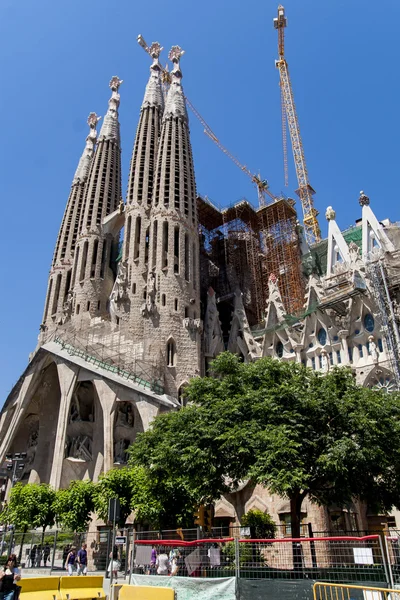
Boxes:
[5,453,27,488]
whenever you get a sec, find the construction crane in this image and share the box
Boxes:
[137,34,276,207]
[274,5,321,244]
[184,96,276,206]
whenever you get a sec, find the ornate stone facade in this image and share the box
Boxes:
[2,43,400,533]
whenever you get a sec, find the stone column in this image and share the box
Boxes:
[338,329,349,364]
[49,362,78,489]
[93,379,117,475]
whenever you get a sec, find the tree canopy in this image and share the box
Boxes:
[3,483,56,533]
[53,479,95,532]
[132,353,400,537]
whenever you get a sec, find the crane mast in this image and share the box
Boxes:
[274,5,321,244]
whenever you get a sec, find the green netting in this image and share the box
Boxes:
[251,302,319,337]
[131,575,236,600]
[301,225,362,278]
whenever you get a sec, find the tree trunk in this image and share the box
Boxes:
[290,494,304,575]
[17,526,27,564]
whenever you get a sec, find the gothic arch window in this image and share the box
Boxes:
[317,327,327,346]
[167,338,176,367]
[276,341,284,358]
[364,313,375,333]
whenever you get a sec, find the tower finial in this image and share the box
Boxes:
[359,190,370,206]
[168,45,185,74]
[72,112,101,184]
[99,77,122,140]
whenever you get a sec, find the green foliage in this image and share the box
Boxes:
[4,483,56,532]
[132,353,400,537]
[93,466,161,527]
[54,480,95,532]
[223,541,265,567]
[241,509,276,539]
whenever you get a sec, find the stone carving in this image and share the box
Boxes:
[115,402,134,428]
[348,241,360,265]
[228,289,261,360]
[168,45,185,63]
[26,419,39,467]
[392,299,400,322]
[65,435,92,462]
[183,318,203,334]
[114,438,130,464]
[69,395,82,422]
[146,272,156,313]
[368,335,379,363]
[149,42,163,58]
[204,288,224,357]
[109,260,128,324]
[320,349,329,373]
[61,291,73,324]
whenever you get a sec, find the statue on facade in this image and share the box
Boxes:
[109,260,128,324]
[114,438,130,464]
[320,349,329,373]
[65,435,92,461]
[368,335,379,363]
[115,402,134,428]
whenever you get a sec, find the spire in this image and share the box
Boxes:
[142,42,164,109]
[99,76,123,141]
[163,45,188,121]
[72,113,101,184]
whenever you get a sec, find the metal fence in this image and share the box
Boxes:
[0,529,394,585]
[130,535,390,583]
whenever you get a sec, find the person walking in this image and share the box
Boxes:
[155,547,169,576]
[65,546,77,576]
[0,555,21,600]
[77,543,87,576]
[43,544,51,566]
[108,547,120,582]
[29,546,36,569]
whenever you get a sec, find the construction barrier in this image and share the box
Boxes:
[19,575,105,600]
[19,576,62,599]
[131,535,389,583]
[119,583,175,599]
[313,582,396,600]
[59,575,106,599]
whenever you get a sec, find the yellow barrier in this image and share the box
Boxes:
[59,575,106,600]
[19,576,62,599]
[119,584,175,600]
[313,582,400,600]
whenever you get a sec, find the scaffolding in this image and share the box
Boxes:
[197,195,304,324]
[365,256,400,388]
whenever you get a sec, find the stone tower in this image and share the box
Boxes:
[143,46,202,397]
[122,42,165,340]
[71,77,123,323]
[41,113,100,330]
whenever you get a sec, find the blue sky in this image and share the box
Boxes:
[1,0,400,403]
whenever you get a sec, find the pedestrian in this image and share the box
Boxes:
[149,545,157,575]
[65,546,77,576]
[29,545,36,569]
[35,545,42,568]
[108,547,120,582]
[108,547,120,581]
[43,544,50,566]
[77,543,87,576]
[8,555,21,599]
[0,555,21,600]
[156,547,169,576]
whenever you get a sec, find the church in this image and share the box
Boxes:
[1,39,400,534]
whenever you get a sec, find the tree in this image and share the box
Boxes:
[93,466,162,527]
[4,483,56,560]
[54,480,95,532]
[241,509,276,539]
[132,353,400,543]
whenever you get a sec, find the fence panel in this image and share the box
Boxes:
[131,535,387,583]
